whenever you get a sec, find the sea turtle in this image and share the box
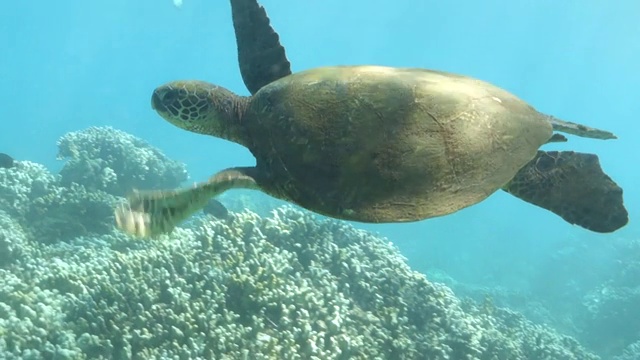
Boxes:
[115,0,627,237]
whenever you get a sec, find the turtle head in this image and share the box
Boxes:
[151,80,249,146]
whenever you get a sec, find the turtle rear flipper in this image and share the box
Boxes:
[115,167,260,238]
[503,151,628,233]
[548,116,617,140]
[231,0,291,95]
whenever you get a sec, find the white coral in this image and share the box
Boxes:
[0,161,57,218]
[56,126,188,196]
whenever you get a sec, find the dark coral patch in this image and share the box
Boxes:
[0,153,14,169]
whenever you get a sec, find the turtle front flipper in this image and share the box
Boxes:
[115,167,260,238]
[231,0,291,95]
[503,151,628,233]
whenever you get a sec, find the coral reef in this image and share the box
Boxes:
[0,210,29,268]
[25,183,118,243]
[218,190,289,218]
[0,127,605,359]
[0,161,57,219]
[581,238,640,357]
[0,153,14,169]
[0,207,600,359]
[0,162,119,244]
[614,340,640,360]
[57,126,188,196]
[0,127,188,244]
[429,234,640,359]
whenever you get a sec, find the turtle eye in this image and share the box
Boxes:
[163,90,178,104]
[154,88,177,107]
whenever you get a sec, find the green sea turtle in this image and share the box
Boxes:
[115,0,627,237]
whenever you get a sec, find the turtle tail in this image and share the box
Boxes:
[503,151,628,233]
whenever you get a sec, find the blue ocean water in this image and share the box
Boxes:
[1,0,639,358]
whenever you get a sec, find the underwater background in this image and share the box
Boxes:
[1,0,639,359]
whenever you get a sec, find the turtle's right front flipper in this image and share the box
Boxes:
[115,187,210,238]
[231,0,291,95]
[115,167,260,238]
[503,151,628,233]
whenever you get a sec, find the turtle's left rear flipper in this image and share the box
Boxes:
[503,151,628,233]
[231,0,292,95]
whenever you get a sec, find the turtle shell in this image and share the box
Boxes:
[243,65,553,222]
